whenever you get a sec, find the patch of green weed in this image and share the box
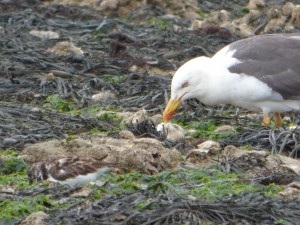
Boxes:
[174,119,236,140]
[101,75,127,84]
[0,149,18,157]
[0,158,27,175]
[98,112,123,123]
[208,131,236,140]
[240,145,252,151]
[0,150,28,180]
[240,7,250,14]
[0,172,29,189]
[146,18,171,30]
[196,8,208,18]
[0,198,46,224]
[97,169,283,201]
[69,105,103,116]
[275,219,293,225]
[45,94,73,112]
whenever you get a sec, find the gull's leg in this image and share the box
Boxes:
[262,113,271,126]
[274,112,282,128]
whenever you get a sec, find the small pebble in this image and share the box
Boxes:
[3,138,18,145]
[197,140,221,155]
[92,90,116,101]
[119,130,135,139]
[130,109,149,125]
[29,30,59,40]
[214,125,236,133]
[46,41,83,57]
[157,123,185,142]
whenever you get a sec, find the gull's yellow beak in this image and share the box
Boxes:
[163,98,181,122]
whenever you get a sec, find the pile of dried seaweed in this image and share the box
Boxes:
[0,1,239,152]
[47,191,300,225]
[222,127,300,157]
[0,102,114,150]
[0,1,238,104]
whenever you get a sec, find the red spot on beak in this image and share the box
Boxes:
[163,98,182,122]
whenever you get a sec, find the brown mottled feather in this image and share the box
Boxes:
[28,156,115,183]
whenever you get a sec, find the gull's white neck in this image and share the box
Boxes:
[198,61,278,108]
[199,66,237,105]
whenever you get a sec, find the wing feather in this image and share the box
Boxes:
[224,34,300,99]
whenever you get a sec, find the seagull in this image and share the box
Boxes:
[163,33,300,127]
[28,156,115,187]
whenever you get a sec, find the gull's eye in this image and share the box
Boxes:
[181,81,188,88]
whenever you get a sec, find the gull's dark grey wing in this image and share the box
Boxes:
[225,33,300,99]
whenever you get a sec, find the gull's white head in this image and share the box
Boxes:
[163,56,212,122]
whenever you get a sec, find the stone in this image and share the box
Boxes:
[20,211,49,225]
[247,0,265,10]
[29,30,59,39]
[21,136,182,174]
[46,41,83,56]
[214,125,236,133]
[149,114,163,126]
[197,140,221,155]
[156,123,185,142]
[92,90,117,101]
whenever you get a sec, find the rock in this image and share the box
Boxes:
[266,7,281,19]
[20,211,49,225]
[278,155,300,175]
[191,0,300,38]
[132,109,148,123]
[149,114,163,126]
[282,2,294,16]
[289,181,300,189]
[223,145,267,160]
[237,23,255,37]
[186,141,221,165]
[45,73,56,81]
[20,139,107,163]
[184,139,221,168]
[92,90,117,101]
[264,16,287,33]
[209,10,230,23]
[156,123,185,142]
[119,130,135,139]
[191,10,230,30]
[197,140,221,155]
[98,0,146,16]
[30,107,40,112]
[185,149,218,168]
[191,20,205,30]
[21,136,182,174]
[280,187,300,198]
[71,187,93,197]
[291,5,300,28]
[3,138,18,145]
[99,0,119,10]
[223,146,300,180]
[279,182,300,198]
[118,111,134,119]
[122,109,149,125]
[46,41,83,57]
[29,30,59,39]
[214,125,236,133]
[247,0,265,10]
